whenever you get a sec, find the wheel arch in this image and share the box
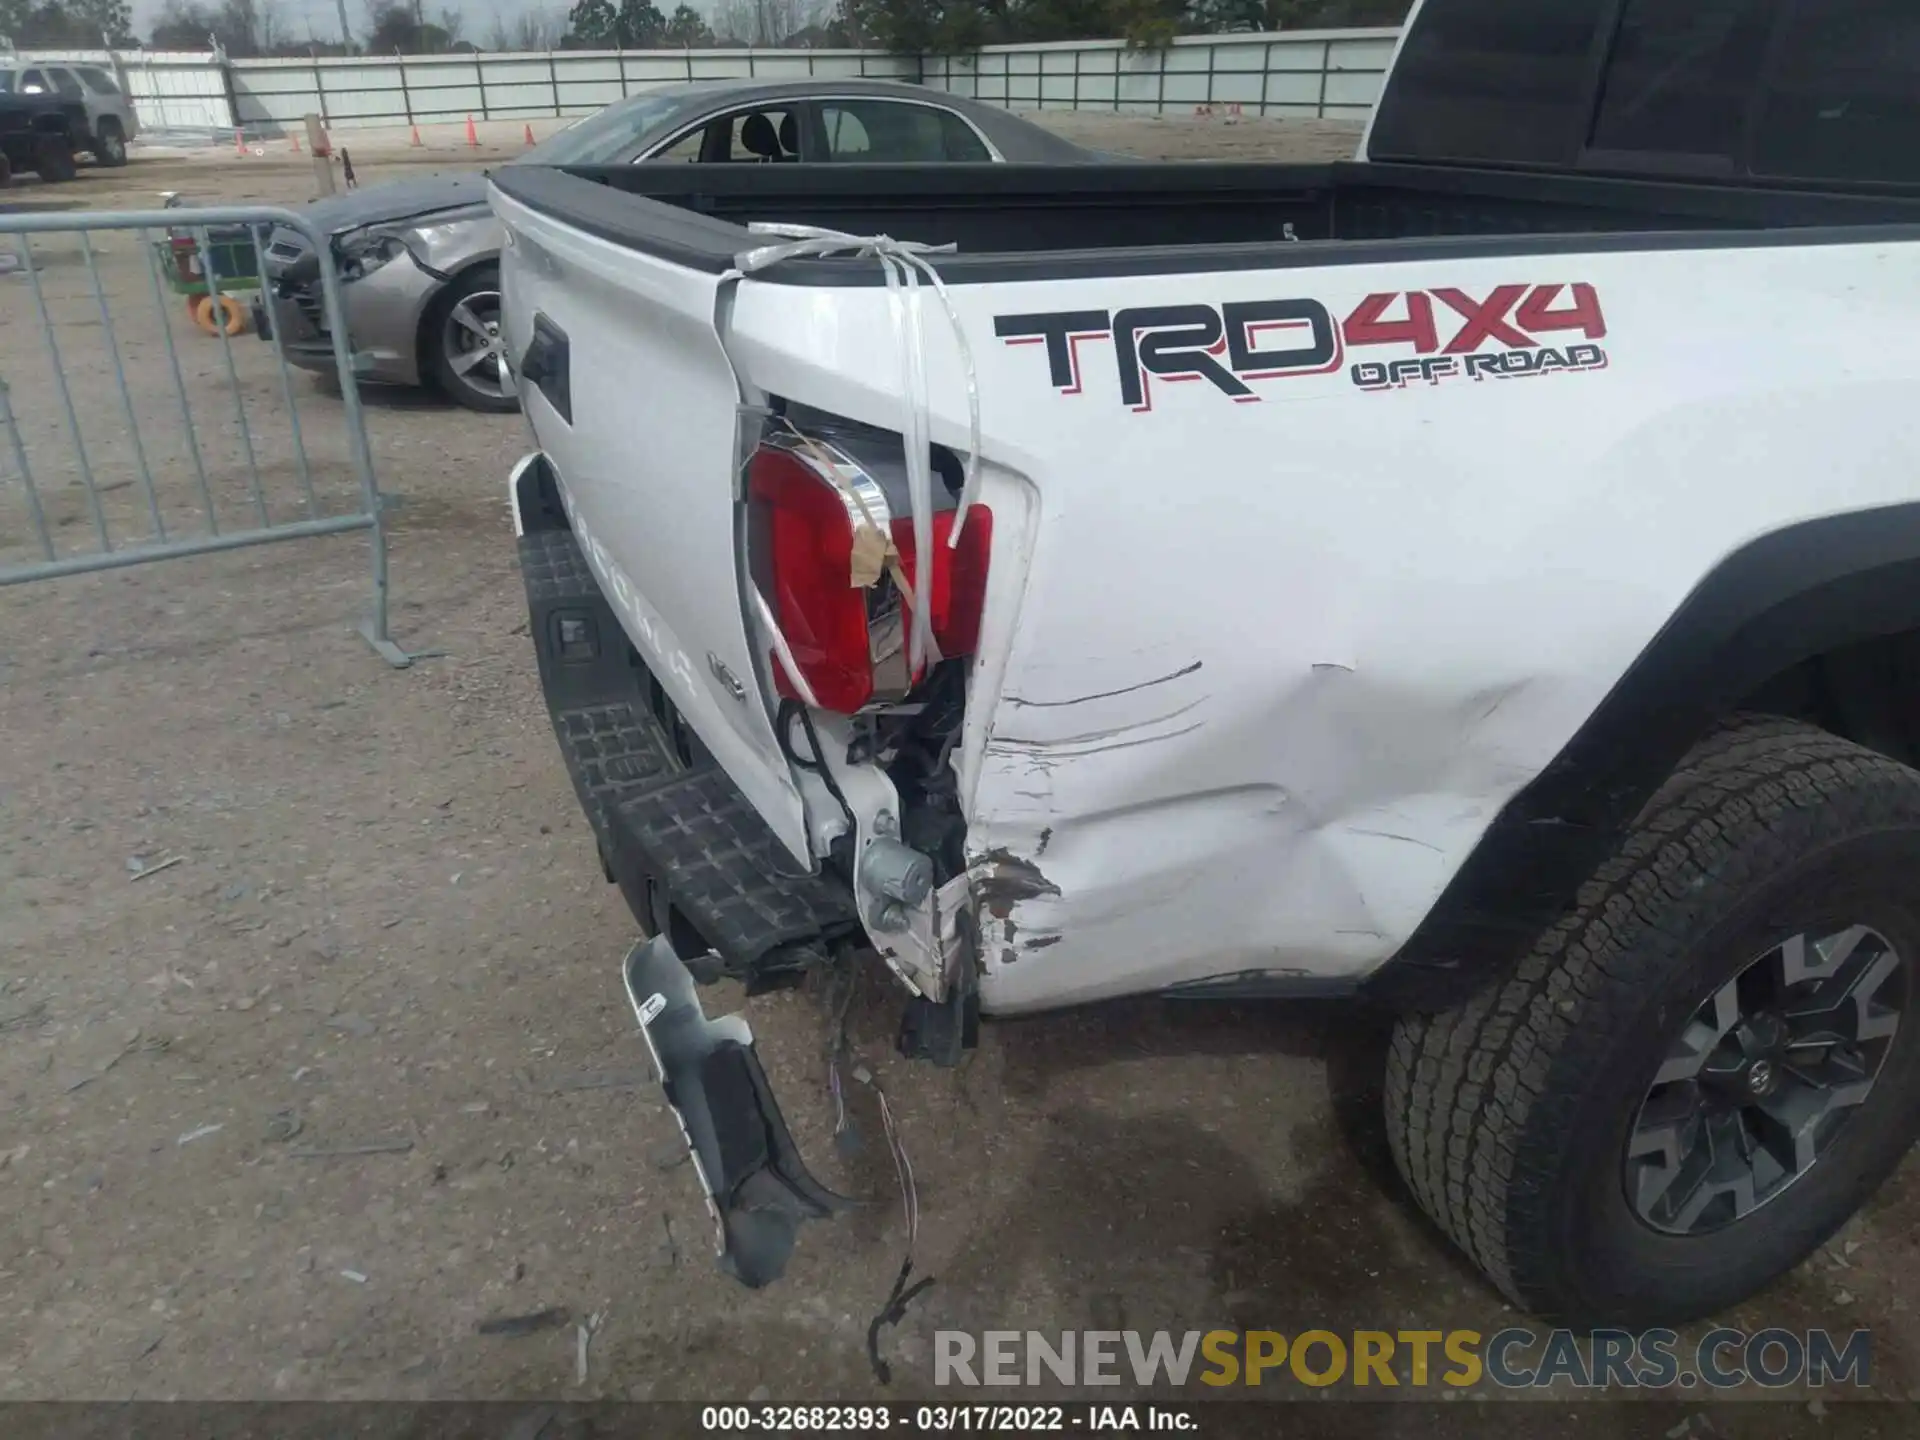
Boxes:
[1368,502,1920,1011]
[412,251,502,377]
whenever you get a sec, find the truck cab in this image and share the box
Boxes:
[1368,0,1912,187]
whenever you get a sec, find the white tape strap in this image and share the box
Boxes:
[723,223,984,682]
[749,583,821,711]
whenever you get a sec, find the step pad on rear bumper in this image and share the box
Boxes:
[519,517,599,603]
[614,768,859,971]
[555,702,676,836]
[520,527,859,975]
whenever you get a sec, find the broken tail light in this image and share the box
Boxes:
[750,436,991,715]
[891,508,992,660]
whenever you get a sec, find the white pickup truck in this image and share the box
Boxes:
[495,0,1920,1325]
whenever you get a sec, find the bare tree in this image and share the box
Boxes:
[485,6,566,49]
[150,0,289,54]
[364,0,458,50]
[710,0,828,45]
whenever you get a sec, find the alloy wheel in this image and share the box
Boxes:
[442,290,513,401]
[1625,923,1906,1235]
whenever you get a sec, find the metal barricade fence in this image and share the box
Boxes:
[0,204,410,667]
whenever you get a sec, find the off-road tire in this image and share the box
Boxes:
[92,119,128,167]
[32,133,77,182]
[1385,717,1920,1323]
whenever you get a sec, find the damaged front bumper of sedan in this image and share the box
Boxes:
[256,226,441,388]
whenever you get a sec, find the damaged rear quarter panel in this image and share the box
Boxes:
[948,247,1920,1014]
[963,661,1543,1012]
[724,252,1920,1016]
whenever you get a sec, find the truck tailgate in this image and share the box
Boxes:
[494,186,809,863]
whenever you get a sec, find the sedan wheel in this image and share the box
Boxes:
[427,269,519,413]
[444,292,512,402]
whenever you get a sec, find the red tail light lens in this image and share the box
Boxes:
[891,508,993,659]
[749,440,991,715]
[750,445,873,714]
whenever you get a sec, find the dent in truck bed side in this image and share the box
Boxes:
[722,237,1920,1016]
[495,172,1920,1019]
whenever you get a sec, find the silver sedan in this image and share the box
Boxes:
[259,80,1100,411]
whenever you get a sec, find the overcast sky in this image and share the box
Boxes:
[128,0,574,48]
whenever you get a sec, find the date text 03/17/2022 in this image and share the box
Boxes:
[699,1404,1198,1432]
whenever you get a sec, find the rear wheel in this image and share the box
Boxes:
[92,119,127,167]
[32,133,77,182]
[425,264,517,413]
[1385,718,1920,1323]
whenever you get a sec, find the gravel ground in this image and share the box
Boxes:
[0,116,1914,1428]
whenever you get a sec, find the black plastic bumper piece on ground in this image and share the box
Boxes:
[519,522,859,980]
[623,934,848,1287]
[897,990,979,1067]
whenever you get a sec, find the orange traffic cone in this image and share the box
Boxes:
[409,124,423,147]
[233,127,246,156]
[523,122,535,147]
[289,129,301,153]
[465,115,479,148]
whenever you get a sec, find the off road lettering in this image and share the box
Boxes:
[1353,343,1609,390]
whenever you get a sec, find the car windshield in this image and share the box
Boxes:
[515,93,691,166]
[0,72,14,93]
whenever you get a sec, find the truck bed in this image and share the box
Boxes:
[491,144,1920,1014]
[491,159,1920,283]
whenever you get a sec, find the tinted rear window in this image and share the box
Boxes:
[821,101,992,163]
[519,92,688,166]
[1589,0,1775,164]
[1753,0,1920,185]
[1368,0,1613,167]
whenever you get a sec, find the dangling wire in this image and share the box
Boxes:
[824,961,860,1151]
[863,1076,933,1385]
[819,959,933,1384]
[776,698,856,837]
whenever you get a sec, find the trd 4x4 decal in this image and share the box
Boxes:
[995,284,1609,408]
